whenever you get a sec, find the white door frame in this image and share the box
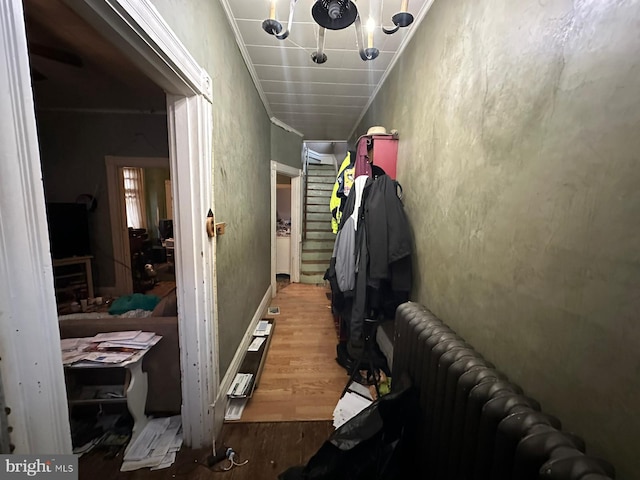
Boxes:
[271,161,302,295]
[105,156,170,296]
[0,0,217,450]
[0,0,73,454]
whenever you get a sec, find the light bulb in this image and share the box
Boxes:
[269,0,277,19]
[367,18,375,48]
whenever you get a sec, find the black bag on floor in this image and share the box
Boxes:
[278,378,419,480]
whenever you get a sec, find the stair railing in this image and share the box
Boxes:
[302,146,309,241]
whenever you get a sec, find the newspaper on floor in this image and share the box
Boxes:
[248,336,266,352]
[253,320,272,336]
[120,415,182,471]
[227,373,253,398]
[224,397,249,421]
[332,391,372,429]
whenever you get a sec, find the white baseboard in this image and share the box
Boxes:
[212,285,272,440]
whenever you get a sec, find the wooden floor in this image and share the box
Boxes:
[78,282,347,479]
[78,421,334,480]
[236,281,347,422]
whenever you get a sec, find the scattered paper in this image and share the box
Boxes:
[92,331,143,342]
[168,432,183,453]
[150,451,177,471]
[253,321,272,337]
[332,391,372,429]
[62,351,89,365]
[61,338,82,351]
[346,381,374,400]
[121,416,183,471]
[120,415,182,472]
[224,397,249,421]
[83,351,134,364]
[227,373,253,398]
[61,332,162,366]
[124,417,171,462]
[73,433,106,457]
[248,337,266,352]
[97,335,162,350]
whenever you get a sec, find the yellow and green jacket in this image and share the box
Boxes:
[330,152,355,233]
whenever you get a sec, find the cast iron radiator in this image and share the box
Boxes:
[391,301,616,480]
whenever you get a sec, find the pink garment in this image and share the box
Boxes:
[354,135,372,179]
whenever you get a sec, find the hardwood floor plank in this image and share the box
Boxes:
[236,283,347,423]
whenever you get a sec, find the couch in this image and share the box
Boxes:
[58,290,181,415]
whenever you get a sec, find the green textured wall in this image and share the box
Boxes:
[356,0,640,477]
[149,0,272,378]
[271,124,303,169]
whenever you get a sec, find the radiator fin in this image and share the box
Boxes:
[391,302,616,480]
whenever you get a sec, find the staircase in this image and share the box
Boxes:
[300,162,336,284]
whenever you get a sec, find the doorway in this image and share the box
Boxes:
[106,156,174,295]
[270,161,302,297]
[0,0,216,452]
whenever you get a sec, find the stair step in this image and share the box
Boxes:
[306,212,332,222]
[302,250,333,261]
[302,245,334,251]
[307,177,335,185]
[306,220,331,229]
[307,165,335,173]
[302,258,331,266]
[303,239,335,250]
[307,189,332,198]
[302,245,333,252]
[300,265,329,275]
[306,198,330,205]
[305,228,334,234]
[306,231,335,240]
[307,204,329,213]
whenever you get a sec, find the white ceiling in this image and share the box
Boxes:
[23,0,434,142]
[221,0,434,141]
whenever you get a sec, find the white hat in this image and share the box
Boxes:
[367,125,387,136]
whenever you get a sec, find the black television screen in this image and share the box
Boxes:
[46,203,91,259]
[159,218,173,240]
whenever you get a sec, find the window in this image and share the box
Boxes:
[122,167,146,229]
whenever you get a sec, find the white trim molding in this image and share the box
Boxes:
[270,117,304,138]
[167,93,216,448]
[271,161,303,295]
[67,0,212,101]
[0,0,72,454]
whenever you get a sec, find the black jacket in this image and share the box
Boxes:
[365,175,412,284]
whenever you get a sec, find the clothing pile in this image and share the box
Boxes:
[325,165,413,359]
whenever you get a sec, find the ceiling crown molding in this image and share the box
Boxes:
[271,116,304,138]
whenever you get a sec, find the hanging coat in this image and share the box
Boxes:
[330,152,355,234]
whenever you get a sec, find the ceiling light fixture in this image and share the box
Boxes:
[262,0,414,64]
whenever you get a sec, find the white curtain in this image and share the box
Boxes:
[123,167,146,229]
